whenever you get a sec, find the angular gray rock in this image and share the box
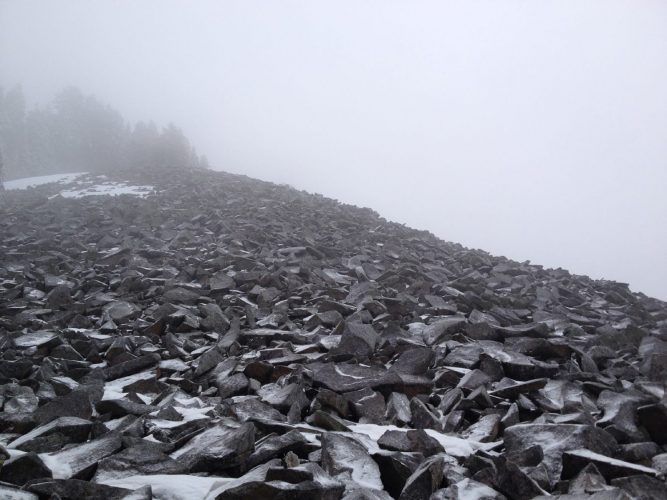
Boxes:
[92,445,187,482]
[333,322,379,360]
[504,423,617,483]
[41,431,123,479]
[321,433,384,491]
[8,416,92,452]
[398,454,444,500]
[171,422,256,473]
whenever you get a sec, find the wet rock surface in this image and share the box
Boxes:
[1,166,666,499]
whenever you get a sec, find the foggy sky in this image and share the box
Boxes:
[1,1,666,300]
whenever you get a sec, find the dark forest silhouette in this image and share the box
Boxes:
[0,85,208,181]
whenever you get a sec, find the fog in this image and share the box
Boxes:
[1,0,666,300]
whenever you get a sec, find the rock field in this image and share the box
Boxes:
[1,167,666,499]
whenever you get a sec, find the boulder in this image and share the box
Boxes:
[171,422,256,473]
[504,424,617,483]
[8,416,92,453]
[333,322,379,360]
[321,433,384,491]
[40,431,123,479]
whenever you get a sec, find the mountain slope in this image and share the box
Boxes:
[1,166,666,499]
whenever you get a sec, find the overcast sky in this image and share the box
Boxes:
[1,0,666,300]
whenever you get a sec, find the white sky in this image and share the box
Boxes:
[1,0,666,300]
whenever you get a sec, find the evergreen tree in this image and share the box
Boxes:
[157,123,193,169]
[128,121,160,169]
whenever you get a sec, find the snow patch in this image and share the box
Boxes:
[3,172,86,190]
[451,478,502,499]
[102,370,156,400]
[5,448,27,460]
[59,181,154,198]
[3,172,154,199]
[349,423,500,458]
[348,423,403,442]
[99,474,233,500]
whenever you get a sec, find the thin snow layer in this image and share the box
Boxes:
[3,172,86,190]
[349,423,499,458]
[348,453,384,490]
[566,448,657,474]
[59,181,154,198]
[5,448,27,460]
[451,478,502,500]
[39,452,73,479]
[143,395,215,433]
[102,370,156,400]
[348,423,404,442]
[334,365,366,380]
[100,474,233,500]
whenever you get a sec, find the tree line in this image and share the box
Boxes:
[0,85,209,181]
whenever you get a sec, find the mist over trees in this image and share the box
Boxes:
[0,85,208,180]
[0,148,4,187]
